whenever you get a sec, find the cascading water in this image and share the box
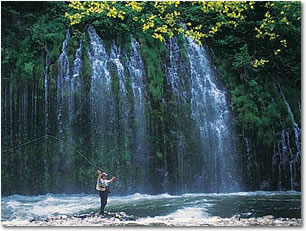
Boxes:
[55,30,84,190]
[109,42,131,158]
[127,38,148,162]
[278,86,301,157]
[167,37,189,103]
[2,24,300,195]
[164,36,241,193]
[184,37,241,192]
[71,40,83,122]
[55,30,72,188]
[271,84,301,190]
[87,25,113,160]
[72,40,83,93]
[126,37,150,191]
[44,51,50,132]
[57,30,70,136]
[87,26,150,192]
[242,128,252,183]
[166,37,191,191]
[43,50,50,184]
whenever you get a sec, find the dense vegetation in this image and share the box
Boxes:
[2,1,301,195]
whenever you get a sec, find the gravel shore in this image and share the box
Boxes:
[2,212,301,226]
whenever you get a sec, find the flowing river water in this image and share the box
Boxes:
[1,191,301,226]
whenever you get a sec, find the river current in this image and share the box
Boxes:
[1,191,300,225]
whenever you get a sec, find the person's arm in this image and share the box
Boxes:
[108,177,116,183]
[97,171,102,184]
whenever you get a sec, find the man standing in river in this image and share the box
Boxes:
[96,171,115,215]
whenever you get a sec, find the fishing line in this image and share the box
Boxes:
[2,135,48,153]
[2,134,101,170]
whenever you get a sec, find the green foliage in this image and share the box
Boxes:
[202,1,301,149]
[232,44,251,71]
[177,34,189,63]
[81,47,92,87]
[139,34,168,103]
[156,151,163,160]
[23,62,35,76]
[122,151,131,162]
[109,62,120,100]
[67,36,80,65]
[1,2,68,80]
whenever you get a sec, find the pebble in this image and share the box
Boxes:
[29,217,36,222]
[19,213,302,226]
[263,215,274,219]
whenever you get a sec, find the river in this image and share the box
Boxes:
[1,191,301,226]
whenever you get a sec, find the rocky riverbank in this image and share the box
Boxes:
[2,212,301,226]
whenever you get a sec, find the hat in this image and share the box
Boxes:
[102,172,108,177]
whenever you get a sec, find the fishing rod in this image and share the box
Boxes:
[2,134,102,170]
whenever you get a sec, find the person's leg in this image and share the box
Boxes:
[99,191,104,214]
[104,191,109,207]
[100,191,107,215]
[101,191,109,214]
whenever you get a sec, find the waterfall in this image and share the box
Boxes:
[242,128,252,182]
[270,84,301,190]
[2,24,301,194]
[87,27,150,192]
[184,37,240,192]
[44,51,50,132]
[72,40,83,92]
[128,38,148,156]
[57,30,70,135]
[71,40,83,121]
[127,37,149,190]
[278,85,301,158]
[110,42,131,155]
[87,25,114,166]
[55,30,70,188]
[55,30,85,189]
[164,36,241,192]
[272,119,299,190]
[167,37,189,103]
[166,37,190,191]
[43,50,50,185]
[87,26,132,179]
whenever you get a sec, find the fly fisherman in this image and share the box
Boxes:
[96,171,115,215]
